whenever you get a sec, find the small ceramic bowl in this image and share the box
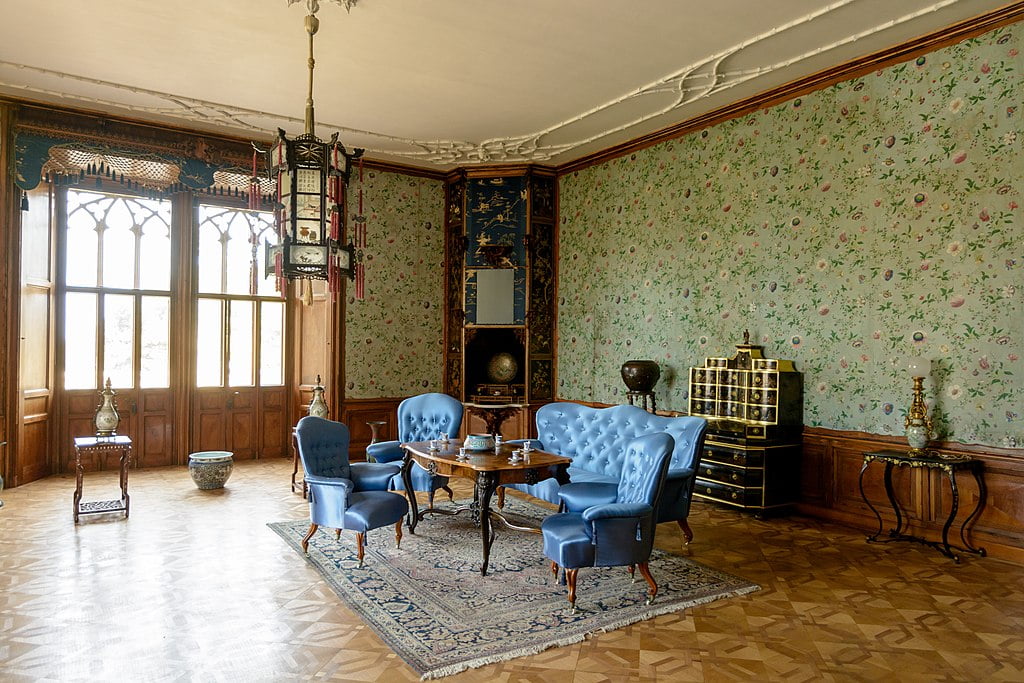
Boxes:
[464,433,495,451]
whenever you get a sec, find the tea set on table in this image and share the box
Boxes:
[427,432,534,464]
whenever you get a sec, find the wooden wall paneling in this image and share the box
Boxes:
[260,387,286,457]
[173,192,194,467]
[340,398,401,460]
[796,428,1024,564]
[798,434,829,508]
[0,103,10,487]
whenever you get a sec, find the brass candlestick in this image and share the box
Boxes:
[904,375,933,456]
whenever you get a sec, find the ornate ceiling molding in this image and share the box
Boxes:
[0,0,984,168]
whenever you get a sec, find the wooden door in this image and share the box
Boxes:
[16,185,54,484]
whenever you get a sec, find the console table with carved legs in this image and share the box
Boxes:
[400,440,570,576]
[859,449,986,563]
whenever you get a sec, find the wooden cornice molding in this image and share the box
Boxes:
[557,2,1024,176]
[361,158,446,181]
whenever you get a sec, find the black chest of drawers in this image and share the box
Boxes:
[688,334,803,515]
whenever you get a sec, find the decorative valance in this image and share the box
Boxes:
[8,104,276,200]
[13,130,275,201]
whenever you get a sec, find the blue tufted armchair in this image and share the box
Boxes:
[541,432,674,613]
[365,393,463,508]
[295,416,409,567]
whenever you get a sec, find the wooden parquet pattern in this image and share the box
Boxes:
[1,459,1022,681]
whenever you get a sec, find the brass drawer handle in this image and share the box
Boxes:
[705,487,712,494]
[731,492,739,500]
[733,454,742,463]
[731,473,740,483]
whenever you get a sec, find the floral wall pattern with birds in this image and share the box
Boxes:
[557,26,1023,449]
[344,169,445,398]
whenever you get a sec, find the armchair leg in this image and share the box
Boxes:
[628,564,636,582]
[301,523,319,554]
[637,562,658,604]
[335,529,341,540]
[443,485,454,502]
[550,560,558,581]
[356,532,365,568]
[427,490,435,510]
[677,519,694,545]
[395,519,403,549]
[566,568,579,613]
[497,487,506,509]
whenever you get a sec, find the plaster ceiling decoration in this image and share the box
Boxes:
[0,0,1014,170]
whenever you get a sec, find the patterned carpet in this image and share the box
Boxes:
[270,498,759,679]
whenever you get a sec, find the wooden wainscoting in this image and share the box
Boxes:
[799,427,1024,564]
[339,398,402,461]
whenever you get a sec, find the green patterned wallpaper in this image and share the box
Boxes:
[344,169,445,398]
[557,27,1023,448]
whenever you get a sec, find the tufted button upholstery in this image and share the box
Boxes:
[510,403,708,538]
[389,393,463,497]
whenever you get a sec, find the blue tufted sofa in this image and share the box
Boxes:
[504,402,708,544]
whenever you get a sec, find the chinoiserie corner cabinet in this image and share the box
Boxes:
[441,166,558,439]
[688,336,803,516]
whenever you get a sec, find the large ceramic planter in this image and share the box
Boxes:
[189,451,234,489]
[620,360,661,393]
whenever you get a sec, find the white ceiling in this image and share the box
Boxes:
[0,0,1013,170]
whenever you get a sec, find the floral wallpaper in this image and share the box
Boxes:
[344,169,445,398]
[557,27,1023,449]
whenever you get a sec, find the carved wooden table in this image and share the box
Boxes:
[73,435,132,523]
[401,440,570,576]
[859,449,986,563]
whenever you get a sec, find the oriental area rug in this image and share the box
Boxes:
[269,498,759,679]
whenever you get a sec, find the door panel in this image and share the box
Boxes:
[17,186,53,485]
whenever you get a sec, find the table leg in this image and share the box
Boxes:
[401,450,419,533]
[882,462,904,536]
[74,449,84,524]
[291,447,299,493]
[959,465,988,556]
[120,446,131,519]
[478,471,497,576]
[940,469,961,562]
[859,459,883,541]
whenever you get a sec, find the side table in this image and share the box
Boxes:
[859,449,986,563]
[463,402,526,437]
[73,435,132,523]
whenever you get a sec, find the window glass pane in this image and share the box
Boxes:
[197,222,224,294]
[101,200,136,289]
[65,292,97,390]
[139,213,171,291]
[225,213,253,295]
[259,301,284,386]
[196,298,223,387]
[66,191,99,287]
[197,204,276,296]
[103,294,135,388]
[140,296,170,388]
[254,218,278,297]
[228,301,254,387]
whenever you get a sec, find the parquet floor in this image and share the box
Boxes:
[1,458,1022,682]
